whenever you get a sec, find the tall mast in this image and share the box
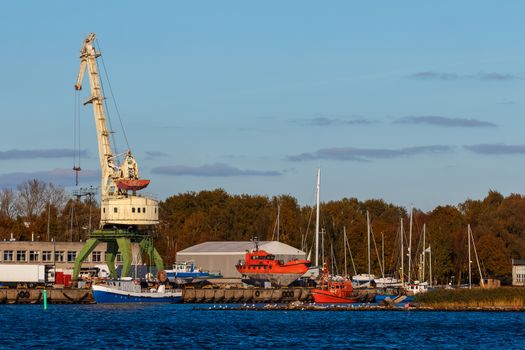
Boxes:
[276,204,280,242]
[469,225,485,287]
[344,227,347,277]
[468,224,472,289]
[367,210,371,284]
[408,207,413,284]
[381,232,385,279]
[429,246,432,287]
[315,168,320,266]
[422,223,426,283]
[401,218,404,287]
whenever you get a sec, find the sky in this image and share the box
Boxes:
[0,1,524,211]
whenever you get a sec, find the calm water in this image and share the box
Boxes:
[0,304,524,349]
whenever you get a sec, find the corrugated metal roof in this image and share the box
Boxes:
[177,241,305,255]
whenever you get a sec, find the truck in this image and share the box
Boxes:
[0,264,50,288]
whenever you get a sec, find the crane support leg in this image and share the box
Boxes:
[72,238,100,280]
[139,237,164,272]
[116,237,133,278]
[105,241,119,279]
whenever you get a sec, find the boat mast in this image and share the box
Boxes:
[367,210,371,284]
[276,204,280,242]
[429,246,432,287]
[422,223,426,283]
[381,232,385,279]
[315,168,320,267]
[468,224,472,289]
[400,218,404,287]
[408,207,413,284]
[469,225,485,287]
[344,227,347,278]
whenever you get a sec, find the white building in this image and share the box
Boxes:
[512,259,525,286]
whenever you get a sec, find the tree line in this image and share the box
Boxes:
[0,180,522,284]
[159,189,521,285]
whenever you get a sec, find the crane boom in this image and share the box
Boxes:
[75,33,120,197]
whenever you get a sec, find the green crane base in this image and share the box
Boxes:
[72,228,164,280]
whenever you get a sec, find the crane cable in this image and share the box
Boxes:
[73,90,81,186]
[95,39,131,157]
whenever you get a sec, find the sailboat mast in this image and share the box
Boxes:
[470,225,485,287]
[400,218,404,287]
[381,232,385,279]
[408,208,413,284]
[468,224,472,289]
[367,210,371,284]
[315,168,320,267]
[344,227,347,278]
[276,204,280,242]
[422,223,426,283]
[429,246,432,287]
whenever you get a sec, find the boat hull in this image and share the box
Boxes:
[92,285,182,303]
[311,289,362,304]
[240,272,304,287]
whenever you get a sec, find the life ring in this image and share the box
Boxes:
[255,290,260,297]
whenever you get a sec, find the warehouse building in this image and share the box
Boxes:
[0,240,142,271]
[176,241,307,278]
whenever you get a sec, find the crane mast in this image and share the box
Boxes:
[72,33,163,281]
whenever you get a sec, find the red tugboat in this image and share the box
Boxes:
[311,262,368,303]
[236,241,311,287]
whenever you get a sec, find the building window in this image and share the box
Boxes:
[132,207,135,213]
[3,250,13,261]
[143,207,146,213]
[92,251,102,262]
[67,251,77,262]
[42,251,52,262]
[113,207,118,213]
[29,251,40,262]
[16,250,27,262]
[55,251,64,262]
[103,208,106,213]
[116,253,122,262]
[137,207,141,213]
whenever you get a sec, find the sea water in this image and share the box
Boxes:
[0,304,524,349]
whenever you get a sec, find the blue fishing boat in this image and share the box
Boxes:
[165,261,221,284]
[92,280,183,303]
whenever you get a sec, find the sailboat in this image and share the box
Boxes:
[405,220,432,295]
[352,211,376,288]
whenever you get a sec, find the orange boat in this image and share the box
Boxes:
[236,243,311,287]
[311,263,364,303]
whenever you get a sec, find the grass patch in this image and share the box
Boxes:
[415,288,525,308]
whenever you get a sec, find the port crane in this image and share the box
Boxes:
[72,33,164,280]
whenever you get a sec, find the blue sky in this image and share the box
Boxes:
[0,1,524,210]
